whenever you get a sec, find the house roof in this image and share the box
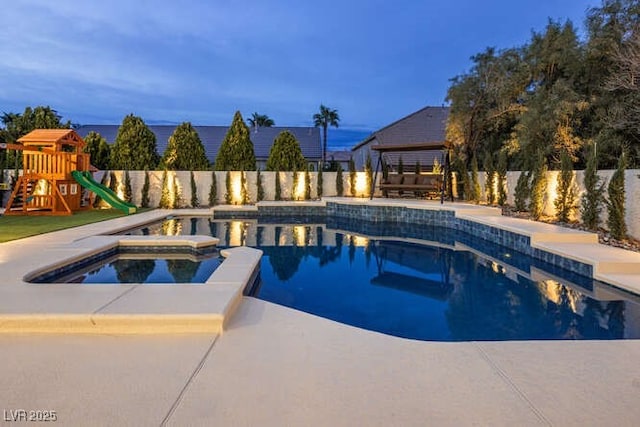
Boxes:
[352,106,449,151]
[18,129,84,147]
[76,125,322,162]
[326,150,353,162]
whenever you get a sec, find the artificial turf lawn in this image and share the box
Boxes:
[0,209,133,242]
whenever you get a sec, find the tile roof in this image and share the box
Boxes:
[76,125,322,163]
[352,106,449,151]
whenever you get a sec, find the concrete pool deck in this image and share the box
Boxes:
[1,200,640,425]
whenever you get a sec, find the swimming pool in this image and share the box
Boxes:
[120,216,640,341]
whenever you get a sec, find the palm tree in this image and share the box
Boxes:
[313,104,340,166]
[247,112,275,131]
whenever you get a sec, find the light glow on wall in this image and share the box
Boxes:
[355,172,368,197]
[293,172,306,200]
[231,172,243,205]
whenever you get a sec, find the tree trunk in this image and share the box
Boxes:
[323,125,328,166]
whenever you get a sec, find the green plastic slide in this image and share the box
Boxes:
[71,170,137,215]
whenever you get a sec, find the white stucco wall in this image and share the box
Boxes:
[477,169,640,239]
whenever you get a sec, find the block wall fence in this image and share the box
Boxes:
[90,169,640,241]
[2,169,639,239]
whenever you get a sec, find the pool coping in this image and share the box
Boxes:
[1,199,639,334]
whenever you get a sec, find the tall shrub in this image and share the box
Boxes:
[317,167,323,198]
[241,170,249,205]
[214,111,256,171]
[348,157,356,197]
[305,167,311,200]
[190,171,199,207]
[172,177,181,208]
[365,154,373,197]
[225,171,232,204]
[109,171,118,194]
[496,151,508,206]
[554,150,576,222]
[607,151,627,240]
[256,169,265,202]
[275,170,282,201]
[208,171,217,206]
[140,169,150,208]
[336,163,344,196]
[484,154,496,205]
[123,170,132,203]
[514,171,530,212]
[159,170,170,208]
[529,154,548,220]
[398,156,404,174]
[581,143,604,231]
[470,155,481,203]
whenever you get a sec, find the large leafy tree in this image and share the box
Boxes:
[313,104,340,166]
[247,112,275,131]
[214,111,256,170]
[161,122,210,170]
[0,106,71,171]
[516,20,587,167]
[584,0,640,167]
[110,114,159,170]
[445,47,528,171]
[83,131,111,170]
[266,130,306,171]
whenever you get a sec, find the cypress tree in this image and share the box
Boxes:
[110,114,159,170]
[496,151,508,206]
[305,167,311,200]
[275,170,282,201]
[292,168,299,200]
[214,111,256,171]
[172,176,181,208]
[554,150,576,222]
[514,171,530,212]
[225,171,232,204]
[365,153,373,197]
[208,171,217,206]
[123,170,132,203]
[317,167,323,198]
[484,154,496,205]
[190,171,199,207]
[607,150,627,240]
[241,170,249,205]
[266,130,306,171]
[109,171,118,194]
[470,155,481,203]
[529,154,548,220]
[162,122,209,170]
[336,163,344,196]
[141,169,150,208]
[581,143,603,231]
[159,170,170,208]
[398,156,404,174]
[415,160,421,174]
[348,157,356,197]
[256,169,265,202]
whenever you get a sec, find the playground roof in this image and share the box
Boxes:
[18,129,85,148]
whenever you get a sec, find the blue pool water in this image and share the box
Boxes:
[119,216,640,341]
[34,249,223,284]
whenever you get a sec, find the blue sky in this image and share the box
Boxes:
[0,0,599,149]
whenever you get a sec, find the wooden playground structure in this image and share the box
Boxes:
[1,129,92,215]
